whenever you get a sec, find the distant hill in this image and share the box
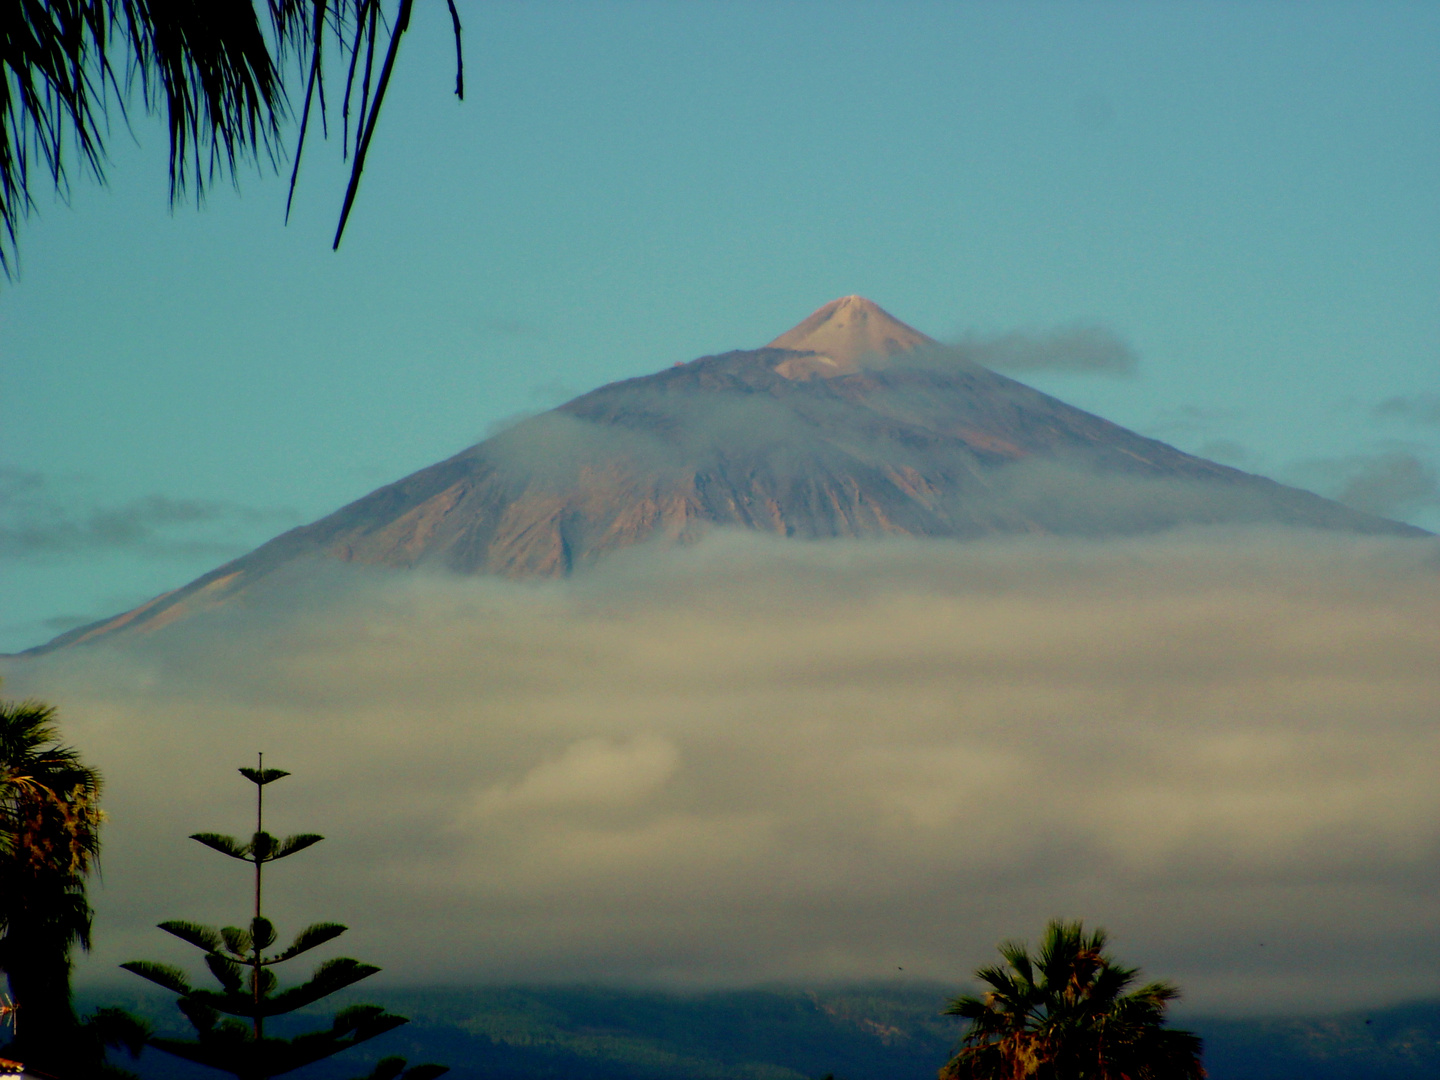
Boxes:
[83,985,1440,1080]
[28,296,1424,655]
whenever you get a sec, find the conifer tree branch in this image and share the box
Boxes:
[125,759,446,1078]
[190,832,251,860]
[158,920,224,952]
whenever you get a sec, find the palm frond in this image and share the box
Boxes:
[82,1005,152,1057]
[0,0,466,276]
[941,919,1206,1079]
[119,0,284,204]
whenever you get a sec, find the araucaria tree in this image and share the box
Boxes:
[941,919,1205,1080]
[123,758,445,1080]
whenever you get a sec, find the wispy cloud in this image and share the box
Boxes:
[0,469,297,561]
[1293,452,1440,518]
[1373,394,1440,427]
[9,529,1438,1012]
[952,324,1139,376]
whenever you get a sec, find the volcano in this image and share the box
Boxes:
[27,297,1425,654]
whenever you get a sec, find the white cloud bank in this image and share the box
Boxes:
[5,529,1439,1014]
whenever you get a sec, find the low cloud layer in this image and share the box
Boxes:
[5,530,1438,1014]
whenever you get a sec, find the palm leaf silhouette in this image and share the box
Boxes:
[0,0,464,275]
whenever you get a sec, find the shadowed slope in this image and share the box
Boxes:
[23,299,1426,654]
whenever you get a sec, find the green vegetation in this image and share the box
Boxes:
[941,919,1204,1080]
[0,693,147,1077]
[123,758,445,1080]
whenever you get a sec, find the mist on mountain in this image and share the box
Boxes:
[11,527,1437,1016]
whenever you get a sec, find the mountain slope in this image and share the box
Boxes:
[26,298,1425,654]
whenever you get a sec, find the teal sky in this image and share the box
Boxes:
[2,0,1438,654]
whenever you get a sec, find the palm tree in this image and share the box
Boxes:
[940,919,1205,1080]
[0,0,465,275]
[0,694,146,1077]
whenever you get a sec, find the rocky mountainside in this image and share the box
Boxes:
[28,296,1424,654]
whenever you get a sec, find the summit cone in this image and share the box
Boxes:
[766,296,934,377]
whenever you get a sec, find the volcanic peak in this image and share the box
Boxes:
[766,296,935,379]
[18,294,1428,658]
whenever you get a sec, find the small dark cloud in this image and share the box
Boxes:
[1373,394,1440,426]
[0,472,298,561]
[1294,452,1440,518]
[954,324,1139,376]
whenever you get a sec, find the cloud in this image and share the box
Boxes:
[949,324,1139,376]
[1373,394,1440,427]
[5,529,1439,1014]
[0,471,297,561]
[479,410,685,488]
[1295,452,1440,518]
[482,410,542,439]
[473,736,681,814]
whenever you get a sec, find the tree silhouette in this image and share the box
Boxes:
[0,693,148,1077]
[940,919,1205,1080]
[123,756,446,1080]
[0,0,465,275]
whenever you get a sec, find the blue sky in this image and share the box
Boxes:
[2,0,1438,654]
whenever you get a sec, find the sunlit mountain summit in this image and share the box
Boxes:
[28,297,1425,653]
[765,294,936,376]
